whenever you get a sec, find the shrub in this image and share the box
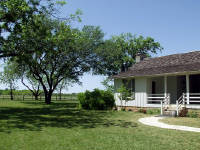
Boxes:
[178,107,188,117]
[78,89,115,110]
[146,109,160,115]
[187,111,199,118]
[121,107,126,111]
[138,108,147,114]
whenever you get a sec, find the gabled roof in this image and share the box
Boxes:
[114,51,200,78]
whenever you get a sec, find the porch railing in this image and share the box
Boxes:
[176,93,186,116]
[189,93,200,104]
[147,93,170,115]
[176,93,200,116]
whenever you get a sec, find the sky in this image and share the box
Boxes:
[62,0,200,93]
[2,0,200,93]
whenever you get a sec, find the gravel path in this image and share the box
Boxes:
[139,116,200,133]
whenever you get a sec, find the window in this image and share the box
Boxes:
[122,79,135,99]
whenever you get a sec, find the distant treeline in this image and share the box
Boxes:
[0,89,78,96]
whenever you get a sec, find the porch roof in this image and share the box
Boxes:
[113,51,200,78]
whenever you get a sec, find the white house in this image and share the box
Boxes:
[113,51,200,115]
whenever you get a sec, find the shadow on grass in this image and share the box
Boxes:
[21,101,78,108]
[0,102,137,133]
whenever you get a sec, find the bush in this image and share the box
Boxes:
[187,111,199,118]
[178,107,188,117]
[146,109,160,115]
[78,89,115,110]
[138,108,147,114]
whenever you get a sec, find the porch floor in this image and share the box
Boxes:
[146,104,200,109]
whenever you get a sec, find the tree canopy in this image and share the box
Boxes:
[8,14,104,104]
[0,0,71,58]
[95,33,163,76]
[0,1,163,104]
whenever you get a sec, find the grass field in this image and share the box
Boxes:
[162,117,200,128]
[0,100,200,150]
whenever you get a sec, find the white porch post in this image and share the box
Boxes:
[164,76,168,106]
[164,76,167,97]
[186,74,190,104]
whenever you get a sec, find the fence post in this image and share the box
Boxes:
[160,100,163,115]
[176,100,179,116]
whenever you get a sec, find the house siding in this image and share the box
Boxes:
[114,77,148,107]
[134,77,147,107]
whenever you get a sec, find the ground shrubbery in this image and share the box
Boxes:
[178,108,200,118]
[138,108,160,115]
[78,89,115,110]
[178,107,188,117]
[187,111,199,118]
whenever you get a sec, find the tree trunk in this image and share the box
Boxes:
[45,92,52,104]
[10,83,14,100]
[59,88,62,101]
[10,88,13,100]
[34,94,39,100]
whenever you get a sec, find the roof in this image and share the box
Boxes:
[113,51,200,78]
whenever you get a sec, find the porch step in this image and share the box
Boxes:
[165,108,176,111]
[163,110,177,117]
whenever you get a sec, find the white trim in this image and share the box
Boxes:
[114,70,200,79]
[186,74,190,104]
[164,76,167,98]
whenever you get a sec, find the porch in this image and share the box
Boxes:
[147,74,200,108]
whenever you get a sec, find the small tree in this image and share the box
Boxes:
[117,85,132,109]
[0,63,19,100]
[101,77,114,93]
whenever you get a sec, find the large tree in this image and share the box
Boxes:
[9,14,104,104]
[95,33,163,76]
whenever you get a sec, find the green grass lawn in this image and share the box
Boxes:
[0,100,200,150]
[162,117,200,128]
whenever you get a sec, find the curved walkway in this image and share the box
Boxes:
[139,116,200,133]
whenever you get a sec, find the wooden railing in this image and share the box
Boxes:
[147,93,170,115]
[147,94,170,104]
[189,93,200,104]
[176,93,186,116]
[147,94,165,104]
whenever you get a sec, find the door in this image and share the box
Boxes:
[152,81,156,94]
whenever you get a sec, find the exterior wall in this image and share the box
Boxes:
[167,76,177,104]
[114,73,200,108]
[114,77,148,107]
[134,77,147,107]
